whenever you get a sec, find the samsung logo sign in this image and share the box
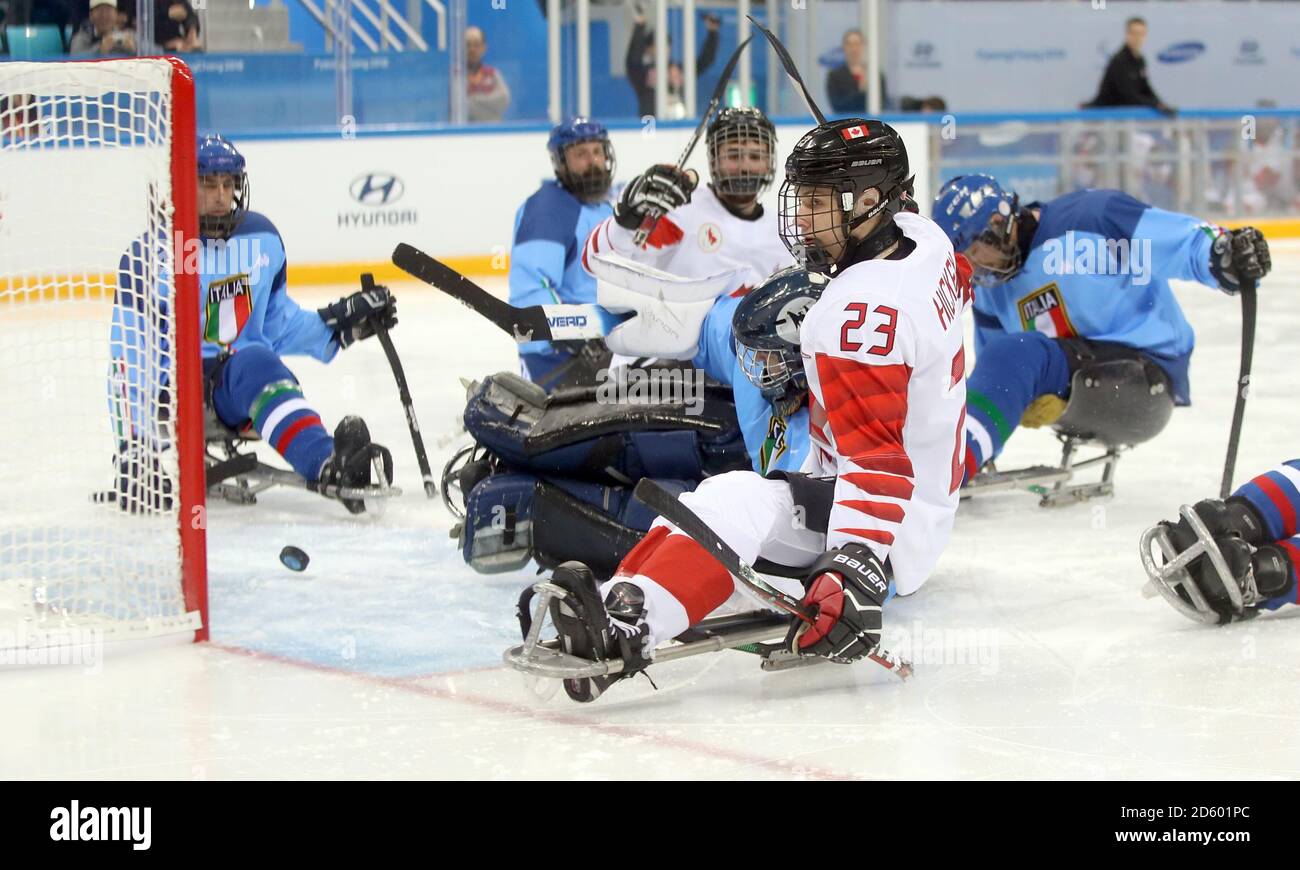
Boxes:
[1157,42,1206,64]
[350,173,406,206]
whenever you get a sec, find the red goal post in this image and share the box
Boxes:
[0,57,208,650]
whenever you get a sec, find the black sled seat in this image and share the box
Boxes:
[204,407,289,504]
[967,358,1175,507]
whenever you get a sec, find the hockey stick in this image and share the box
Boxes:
[1220,276,1258,499]
[747,16,826,125]
[362,272,436,499]
[632,35,754,247]
[632,478,912,678]
[392,243,624,342]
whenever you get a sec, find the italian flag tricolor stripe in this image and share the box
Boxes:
[1030,304,1073,338]
[204,290,252,345]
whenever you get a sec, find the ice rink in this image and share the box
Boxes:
[4,244,1300,780]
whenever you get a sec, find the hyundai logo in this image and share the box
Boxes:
[1157,41,1206,64]
[914,41,933,58]
[350,173,405,206]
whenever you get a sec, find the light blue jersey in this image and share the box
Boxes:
[509,180,613,379]
[110,212,337,441]
[693,294,808,475]
[971,189,1222,405]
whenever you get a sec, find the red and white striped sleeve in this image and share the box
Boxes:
[803,297,919,563]
[580,214,685,276]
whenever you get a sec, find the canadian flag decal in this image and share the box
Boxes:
[841,124,868,141]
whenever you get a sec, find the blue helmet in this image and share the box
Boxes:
[931,174,1021,285]
[547,117,614,201]
[732,265,828,417]
[197,133,250,239]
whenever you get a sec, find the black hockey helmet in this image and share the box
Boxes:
[777,118,913,275]
[732,265,828,415]
[706,106,777,198]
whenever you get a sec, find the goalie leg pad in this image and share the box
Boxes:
[463,371,748,482]
[460,471,697,578]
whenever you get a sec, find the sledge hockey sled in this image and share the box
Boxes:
[963,359,1174,508]
[204,410,400,512]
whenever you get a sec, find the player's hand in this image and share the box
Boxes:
[1210,227,1271,294]
[785,543,888,663]
[318,283,398,349]
[614,164,699,231]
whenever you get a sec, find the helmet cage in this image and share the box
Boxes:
[707,110,777,198]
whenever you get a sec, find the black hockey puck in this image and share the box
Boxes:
[280,546,310,572]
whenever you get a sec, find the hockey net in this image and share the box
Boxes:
[0,58,207,652]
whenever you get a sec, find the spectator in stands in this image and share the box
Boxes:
[1082,16,1176,116]
[156,0,201,53]
[466,26,510,123]
[68,0,134,54]
[626,10,719,119]
[826,28,888,114]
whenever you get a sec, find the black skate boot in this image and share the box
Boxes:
[543,562,651,703]
[316,416,394,515]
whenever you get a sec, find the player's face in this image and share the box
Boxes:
[563,140,608,176]
[790,184,847,261]
[715,139,771,185]
[962,214,1017,282]
[199,173,238,217]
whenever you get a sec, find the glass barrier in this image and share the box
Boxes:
[931,110,1300,222]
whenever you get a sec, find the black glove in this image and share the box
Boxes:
[1210,227,1271,294]
[318,282,397,349]
[614,164,698,230]
[785,543,889,663]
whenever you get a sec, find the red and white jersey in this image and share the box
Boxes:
[583,183,793,291]
[800,211,973,595]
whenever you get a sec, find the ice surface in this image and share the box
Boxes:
[4,246,1300,780]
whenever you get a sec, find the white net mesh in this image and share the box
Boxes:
[0,60,201,650]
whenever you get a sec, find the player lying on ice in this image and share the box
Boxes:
[520,118,970,702]
[1142,460,1300,623]
[451,108,817,576]
[110,134,398,514]
[930,174,1271,491]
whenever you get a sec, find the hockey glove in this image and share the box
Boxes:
[1210,227,1271,294]
[786,542,888,663]
[614,164,699,231]
[318,284,398,349]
